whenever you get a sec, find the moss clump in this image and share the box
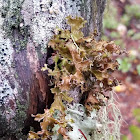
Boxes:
[103,2,118,29]
[12,100,27,139]
[0,101,27,139]
[1,0,29,52]
[132,33,140,40]
[0,110,8,137]
[125,4,140,19]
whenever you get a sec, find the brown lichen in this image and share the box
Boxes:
[28,16,121,139]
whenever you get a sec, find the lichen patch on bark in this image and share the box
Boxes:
[0,0,107,139]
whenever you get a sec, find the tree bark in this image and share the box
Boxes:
[0,0,106,139]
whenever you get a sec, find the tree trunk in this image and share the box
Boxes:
[0,0,106,139]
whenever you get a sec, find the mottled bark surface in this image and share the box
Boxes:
[0,0,106,139]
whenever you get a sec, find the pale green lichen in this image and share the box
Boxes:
[65,104,101,140]
[1,0,29,51]
[95,91,122,140]
[31,0,82,54]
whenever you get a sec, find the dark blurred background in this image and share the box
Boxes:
[103,0,140,140]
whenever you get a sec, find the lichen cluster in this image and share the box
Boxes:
[28,16,122,140]
[1,0,29,51]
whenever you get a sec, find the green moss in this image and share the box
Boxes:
[0,109,17,139]
[132,33,140,40]
[121,135,128,140]
[136,65,140,75]
[129,125,140,140]
[133,108,140,122]
[1,0,29,52]
[127,29,135,37]
[0,100,28,139]
[12,100,28,139]
[117,58,131,73]
[114,39,123,46]
[110,31,120,38]
[103,16,118,29]
[103,3,118,29]
[0,111,8,137]
[125,4,140,19]
[120,14,131,26]
[101,35,109,41]
[15,100,27,121]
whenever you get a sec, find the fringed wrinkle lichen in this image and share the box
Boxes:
[28,16,122,140]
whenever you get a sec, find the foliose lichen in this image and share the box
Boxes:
[28,16,122,140]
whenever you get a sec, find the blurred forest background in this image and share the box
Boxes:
[103,0,140,140]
